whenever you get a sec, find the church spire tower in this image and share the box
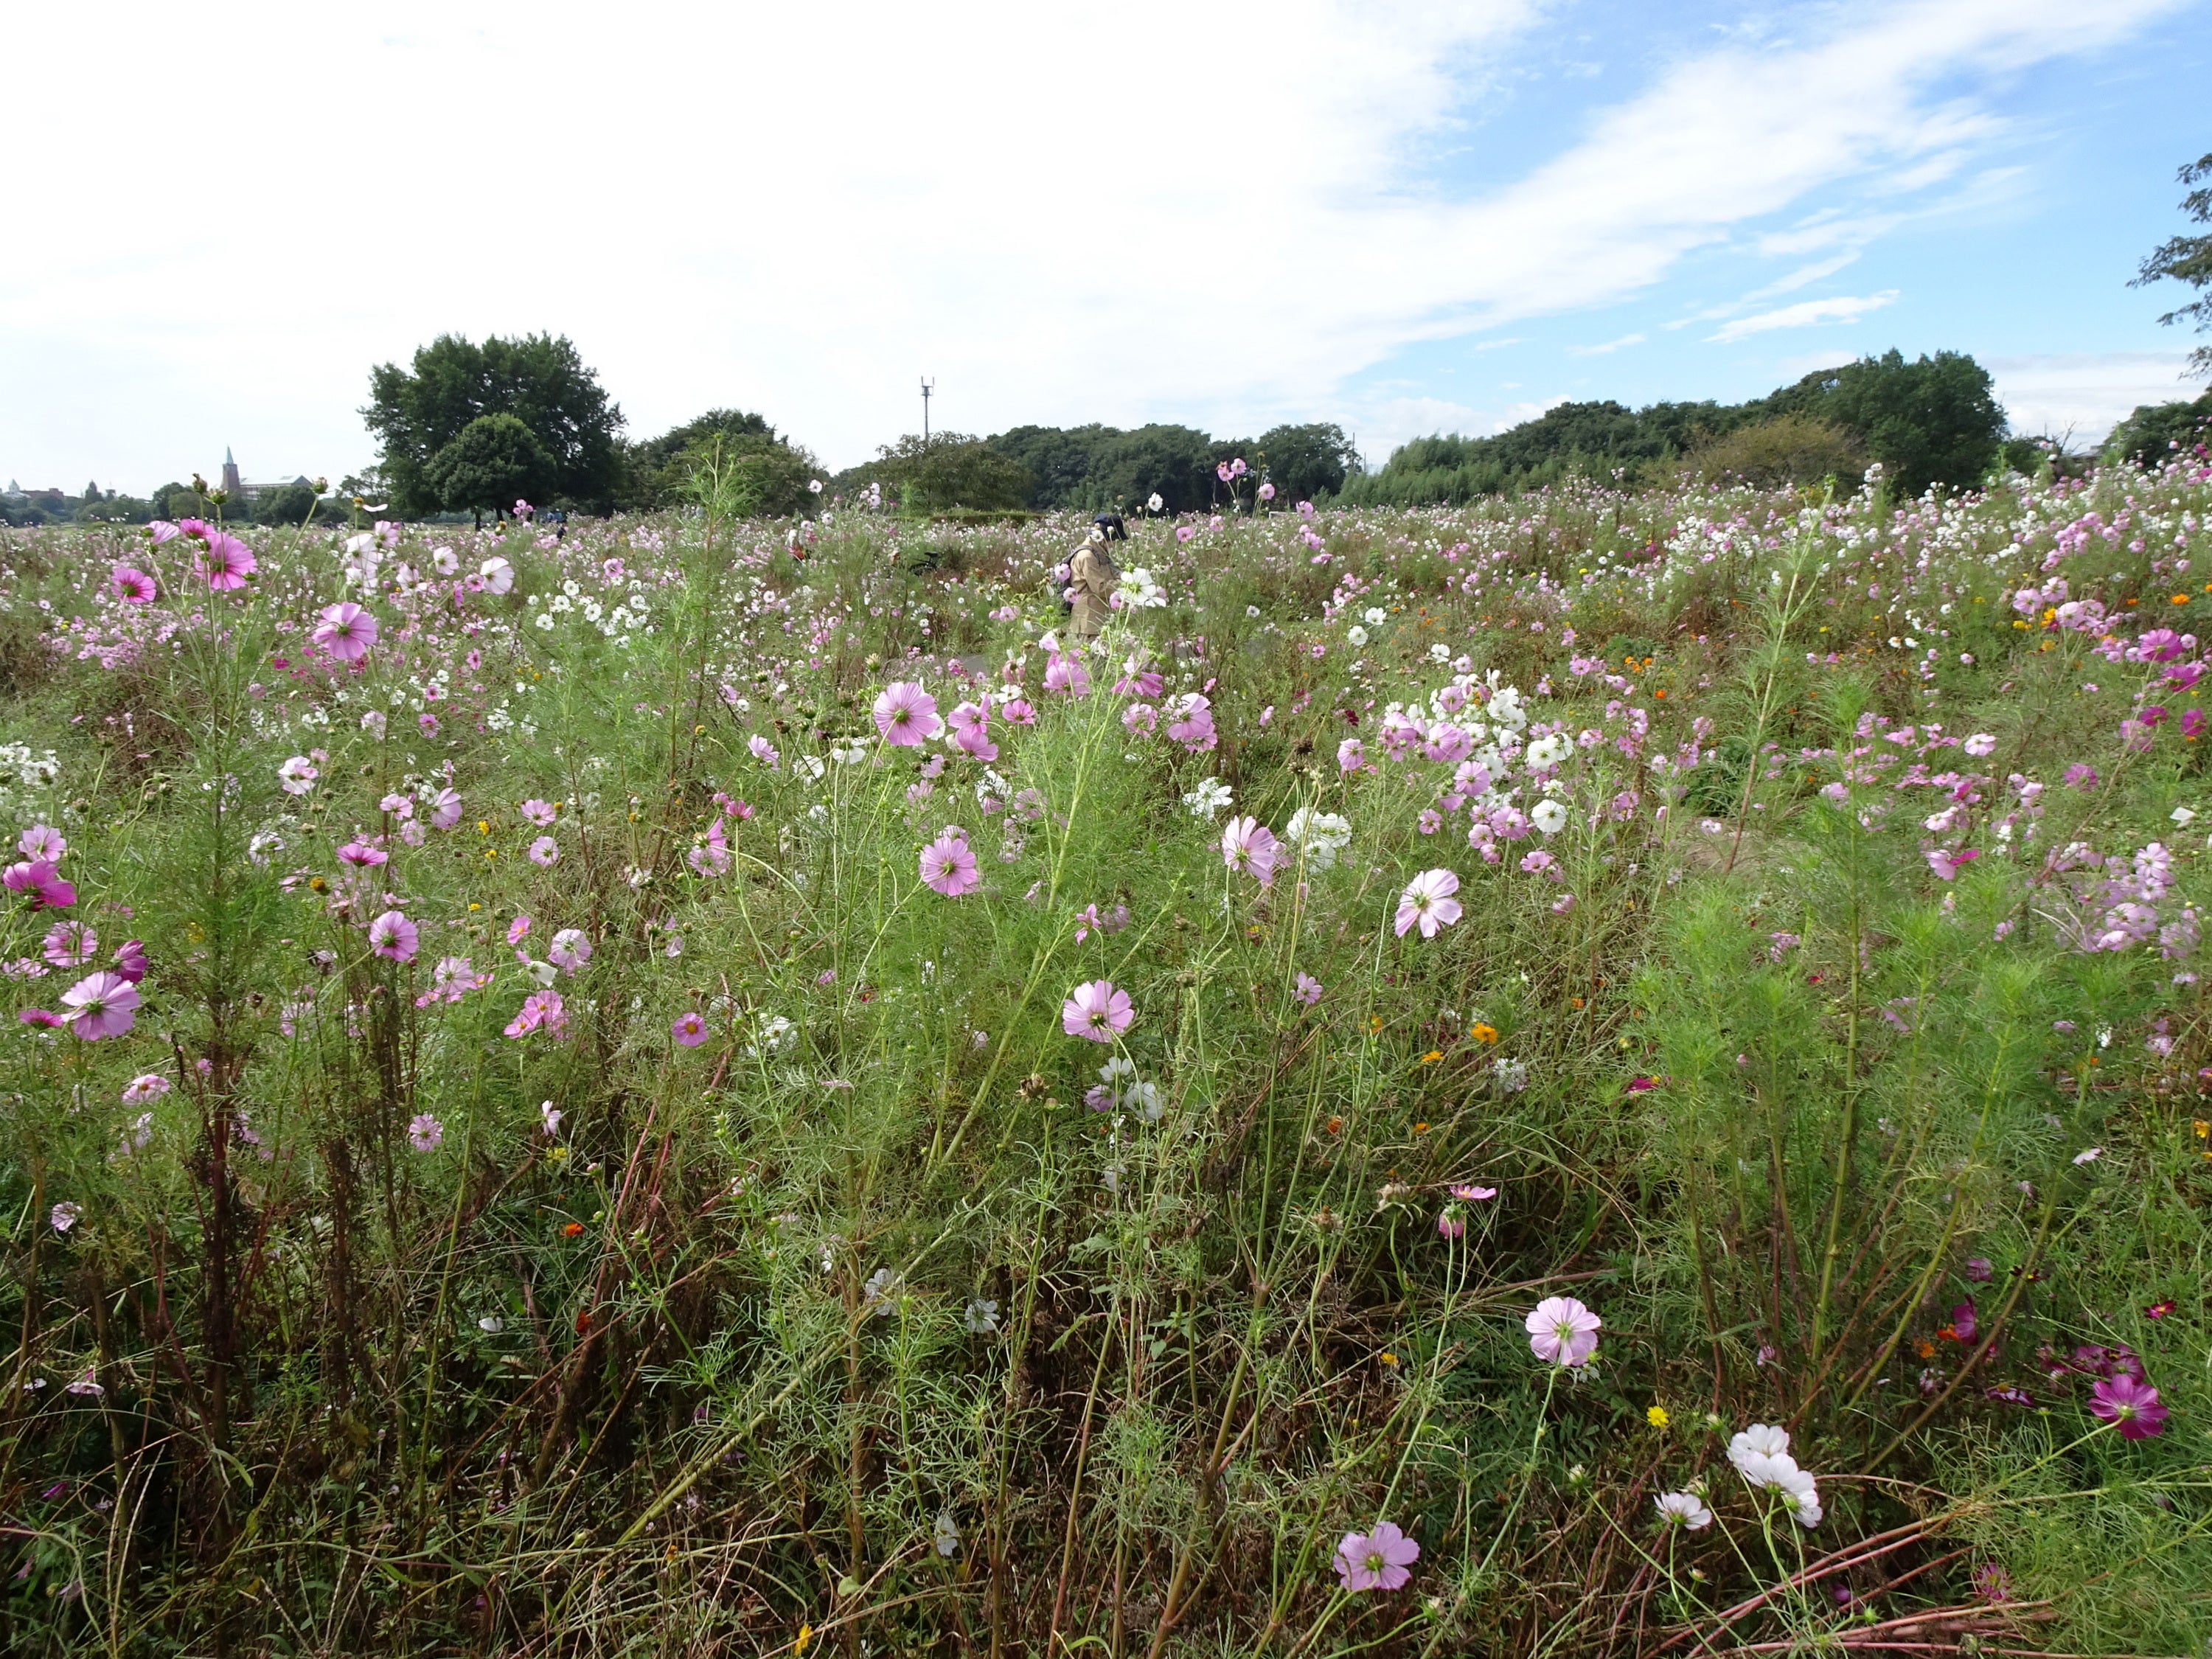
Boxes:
[220,446,243,498]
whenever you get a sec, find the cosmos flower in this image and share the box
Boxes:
[1062,979,1134,1043]
[121,1073,170,1103]
[311,601,379,661]
[1525,1296,1601,1367]
[1654,1492,1712,1530]
[1334,1521,1419,1591]
[528,837,560,866]
[428,789,464,830]
[2089,1374,2168,1439]
[60,970,139,1040]
[1394,869,1463,939]
[4,860,77,909]
[368,911,419,962]
[521,799,557,826]
[874,682,943,745]
[479,557,515,595]
[1220,815,1280,886]
[111,566,156,603]
[407,1113,444,1152]
[672,1011,709,1047]
[184,521,257,588]
[1294,973,1324,1004]
[920,832,981,897]
[549,929,592,971]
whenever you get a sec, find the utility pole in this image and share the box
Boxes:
[920,377,934,449]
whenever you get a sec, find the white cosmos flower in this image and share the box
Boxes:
[1346,625,1369,647]
[1654,1491,1712,1530]
[1531,799,1568,835]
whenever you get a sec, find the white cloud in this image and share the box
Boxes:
[1568,333,1646,357]
[0,0,2188,485]
[1706,292,1899,344]
[1989,352,2205,445]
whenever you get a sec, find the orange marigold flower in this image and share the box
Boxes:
[1470,1022,1498,1043]
[563,1221,585,1237]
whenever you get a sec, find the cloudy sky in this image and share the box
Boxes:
[4,0,2208,493]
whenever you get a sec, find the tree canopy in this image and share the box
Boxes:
[420,413,558,521]
[617,408,820,515]
[844,433,1035,514]
[2133,152,2212,380]
[364,333,623,516]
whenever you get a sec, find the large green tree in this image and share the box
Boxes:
[421,413,558,526]
[363,333,623,517]
[855,433,1034,514]
[1249,422,1363,503]
[2133,153,2212,379]
[618,408,820,515]
[1758,349,2004,496]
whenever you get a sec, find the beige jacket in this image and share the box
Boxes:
[1067,544,1119,638]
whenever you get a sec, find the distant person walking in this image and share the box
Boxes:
[1066,513,1125,641]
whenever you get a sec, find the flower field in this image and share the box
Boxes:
[3,449,2211,1655]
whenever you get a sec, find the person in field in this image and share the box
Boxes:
[1066,512,1125,640]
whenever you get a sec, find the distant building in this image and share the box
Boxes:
[220,447,243,498]
[1,480,22,502]
[217,448,316,502]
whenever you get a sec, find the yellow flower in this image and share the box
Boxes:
[794,1624,812,1655]
[1418,1049,1443,1065]
[1368,1015,1385,1034]
[1470,1023,1498,1044]
[1379,1351,1399,1367]
[1646,1405,1669,1428]
[1412,1120,1431,1134]
[477,820,491,835]
[2194,1119,2209,1139]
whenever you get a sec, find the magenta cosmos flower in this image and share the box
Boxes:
[2089,1373,2168,1439]
[1394,869,1463,938]
[1062,979,1135,1043]
[311,601,379,661]
[1220,815,1280,886]
[1526,1295,1601,1367]
[873,682,942,745]
[368,911,419,962]
[920,832,981,897]
[182,521,257,589]
[1334,1521,1419,1591]
[4,859,76,909]
[111,566,156,603]
[672,1010,709,1047]
[60,972,139,1040]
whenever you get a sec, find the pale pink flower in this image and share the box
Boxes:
[428,788,464,830]
[1394,869,1462,938]
[521,799,557,826]
[549,929,592,970]
[507,915,532,945]
[672,1010,709,1047]
[873,682,942,745]
[527,836,560,866]
[60,971,138,1040]
[42,922,97,968]
[121,1073,170,1103]
[749,734,782,768]
[1294,973,1323,1004]
[18,825,65,862]
[278,756,319,796]
[1062,979,1134,1043]
[407,1113,444,1151]
[1334,1521,1419,1591]
[51,1201,81,1232]
[368,911,419,962]
[921,832,981,897]
[1044,655,1091,697]
[1221,816,1279,886]
[311,601,378,661]
[1526,1295,1601,1367]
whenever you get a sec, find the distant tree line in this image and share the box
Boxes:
[827,421,1362,516]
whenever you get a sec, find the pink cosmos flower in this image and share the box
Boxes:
[407,1113,444,1152]
[121,1073,170,1104]
[2089,1373,2167,1439]
[921,832,981,897]
[1394,869,1462,938]
[429,788,463,830]
[60,971,139,1040]
[4,860,76,909]
[368,911,419,962]
[42,922,97,967]
[1044,655,1091,697]
[1294,973,1323,1004]
[1002,698,1037,726]
[504,989,567,1039]
[337,840,388,869]
[1062,979,1135,1043]
[874,681,943,745]
[672,1010,709,1047]
[311,601,378,661]
[521,799,557,826]
[1334,1521,1419,1592]
[1338,737,1366,772]
[749,734,782,768]
[549,928,592,970]
[507,914,532,945]
[184,521,257,589]
[18,825,65,861]
[1221,815,1280,886]
[110,939,148,984]
[1437,1211,1466,1239]
[528,836,560,866]
[51,1201,81,1232]
[1526,1295,1601,1367]
[111,566,156,603]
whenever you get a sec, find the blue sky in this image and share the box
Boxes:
[1,0,2207,492]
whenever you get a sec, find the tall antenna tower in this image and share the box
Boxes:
[920,377,935,448]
